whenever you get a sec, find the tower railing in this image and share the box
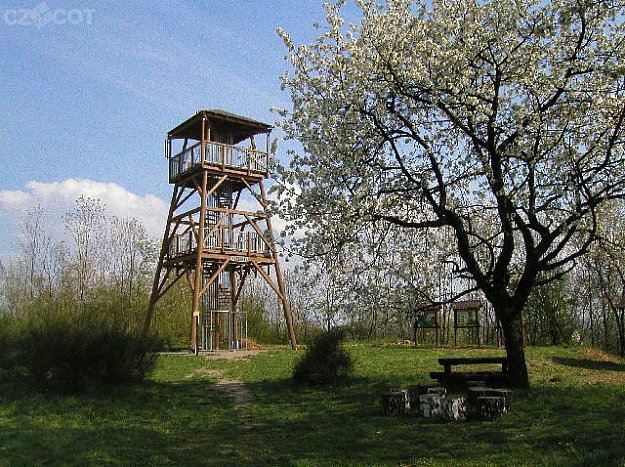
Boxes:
[169,141,269,181]
[168,229,268,258]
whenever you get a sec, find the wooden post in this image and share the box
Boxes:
[231,269,238,349]
[201,116,206,165]
[265,132,270,176]
[435,309,441,346]
[477,309,482,347]
[259,180,297,350]
[190,170,208,354]
[454,310,458,347]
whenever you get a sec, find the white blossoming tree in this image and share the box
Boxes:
[276,0,625,388]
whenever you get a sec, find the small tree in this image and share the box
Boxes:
[277,0,625,388]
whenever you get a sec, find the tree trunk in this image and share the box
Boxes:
[499,306,530,389]
[616,309,625,357]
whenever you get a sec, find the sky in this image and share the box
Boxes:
[0,0,363,261]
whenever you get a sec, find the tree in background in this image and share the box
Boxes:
[579,201,625,355]
[276,0,625,388]
[63,197,107,305]
[525,273,579,346]
[0,199,161,392]
[0,197,160,332]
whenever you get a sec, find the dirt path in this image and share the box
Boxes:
[202,349,267,361]
[212,378,249,406]
[184,364,250,408]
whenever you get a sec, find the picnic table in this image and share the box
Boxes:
[430,356,510,387]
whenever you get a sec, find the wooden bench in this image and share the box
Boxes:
[430,357,509,388]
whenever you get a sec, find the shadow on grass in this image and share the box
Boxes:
[552,356,625,371]
[237,376,625,466]
[2,373,625,466]
[0,379,248,466]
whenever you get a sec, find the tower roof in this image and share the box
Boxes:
[168,109,272,144]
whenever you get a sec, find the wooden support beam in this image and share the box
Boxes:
[154,269,172,297]
[232,213,267,230]
[259,180,297,350]
[243,213,273,250]
[190,170,209,354]
[233,267,249,305]
[191,175,202,193]
[166,219,183,246]
[251,260,284,300]
[206,175,229,199]
[171,207,201,224]
[207,206,264,217]
[154,269,185,302]
[205,214,228,240]
[241,178,266,208]
[231,269,239,348]
[143,184,182,334]
[175,186,197,210]
[199,259,232,296]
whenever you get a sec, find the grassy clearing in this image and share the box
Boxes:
[1,344,624,466]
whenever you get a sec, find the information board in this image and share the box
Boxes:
[415,309,438,328]
[455,309,479,328]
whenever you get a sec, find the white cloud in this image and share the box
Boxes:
[0,178,304,265]
[0,178,168,241]
[0,189,32,210]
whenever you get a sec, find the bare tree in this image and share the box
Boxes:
[18,205,50,300]
[63,197,106,304]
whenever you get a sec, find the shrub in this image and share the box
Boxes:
[0,314,22,383]
[0,306,160,393]
[293,328,354,385]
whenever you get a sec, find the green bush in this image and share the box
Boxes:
[293,328,354,385]
[0,307,160,393]
[0,314,21,383]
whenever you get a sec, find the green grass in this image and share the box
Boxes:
[1,344,624,466]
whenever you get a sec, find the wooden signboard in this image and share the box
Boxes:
[414,305,441,346]
[454,309,478,328]
[451,300,482,347]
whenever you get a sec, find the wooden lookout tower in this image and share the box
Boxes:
[144,110,297,353]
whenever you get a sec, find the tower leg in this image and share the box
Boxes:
[259,181,297,350]
[190,171,209,354]
[276,261,297,349]
[143,185,181,335]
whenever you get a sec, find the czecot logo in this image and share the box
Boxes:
[2,2,94,29]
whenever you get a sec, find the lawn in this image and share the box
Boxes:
[1,344,624,466]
